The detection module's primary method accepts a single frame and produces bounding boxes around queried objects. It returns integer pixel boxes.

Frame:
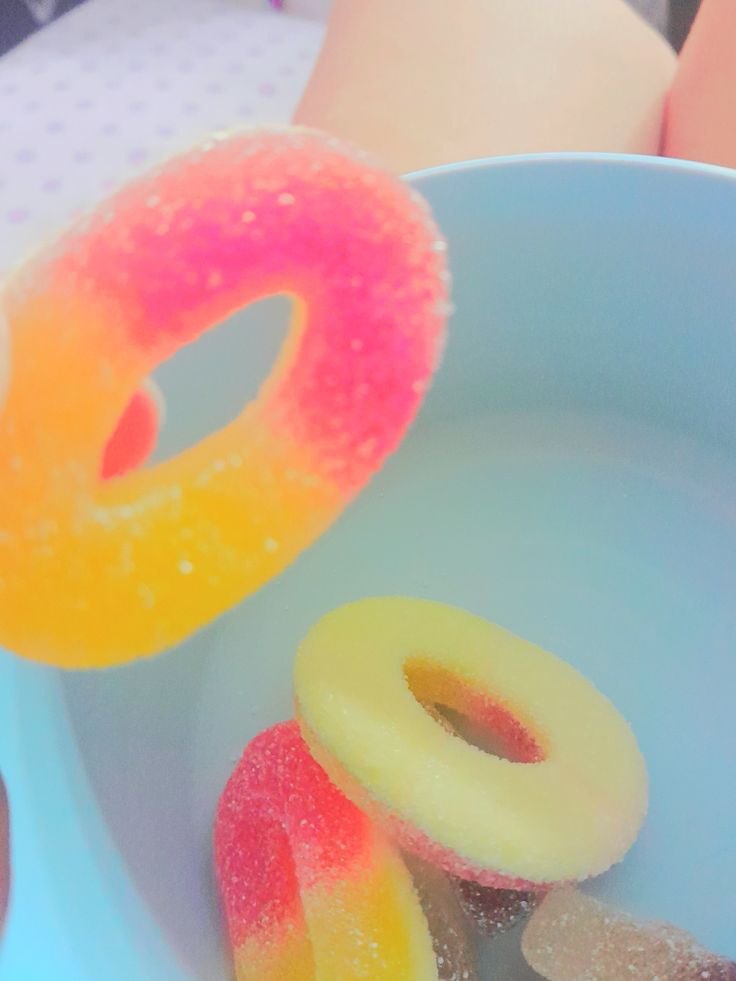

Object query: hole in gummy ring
[404,660,544,764]
[100,295,291,477]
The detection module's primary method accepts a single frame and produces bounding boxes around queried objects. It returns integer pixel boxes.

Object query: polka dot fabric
[0,0,324,280]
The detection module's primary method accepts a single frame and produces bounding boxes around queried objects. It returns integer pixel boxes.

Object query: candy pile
[214,597,665,980]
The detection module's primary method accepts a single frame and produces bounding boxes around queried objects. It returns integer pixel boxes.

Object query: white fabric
[0,0,323,280]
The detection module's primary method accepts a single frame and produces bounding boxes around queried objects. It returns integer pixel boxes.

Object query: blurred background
[0,0,704,56]
[0,0,705,309]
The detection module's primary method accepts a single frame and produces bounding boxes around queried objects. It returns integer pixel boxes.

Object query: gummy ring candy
[295,597,648,888]
[0,314,8,414]
[101,379,163,481]
[214,721,440,980]
[0,129,448,668]
[3,309,160,479]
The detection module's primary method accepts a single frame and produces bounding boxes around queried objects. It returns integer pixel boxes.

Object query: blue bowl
[2,153,735,979]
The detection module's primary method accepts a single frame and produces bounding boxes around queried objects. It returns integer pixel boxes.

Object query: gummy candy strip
[0,128,448,668]
[294,597,648,888]
[521,887,736,980]
[214,721,440,980]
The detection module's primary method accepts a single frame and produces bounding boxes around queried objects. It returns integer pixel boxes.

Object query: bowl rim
[404,150,736,189]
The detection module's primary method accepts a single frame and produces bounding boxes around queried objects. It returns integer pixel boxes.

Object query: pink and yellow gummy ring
[0,129,448,668]
[295,597,648,889]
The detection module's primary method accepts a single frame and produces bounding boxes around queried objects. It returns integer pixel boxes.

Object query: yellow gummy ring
[295,597,648,887]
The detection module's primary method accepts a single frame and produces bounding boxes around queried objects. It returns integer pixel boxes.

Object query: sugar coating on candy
[41,126,449,491]
[522,888,736,981]
[454,878,539,937]
[214,721,438,980]
[411,662,543,765]
[404,853,478,981]
[0,128,449,667]
[215,722,370,945]
[295,598,648,888]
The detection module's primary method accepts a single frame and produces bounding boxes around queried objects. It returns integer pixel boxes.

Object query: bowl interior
[1,154,736,979]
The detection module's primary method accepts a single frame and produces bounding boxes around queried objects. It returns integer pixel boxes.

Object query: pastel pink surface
[663,0,736,168]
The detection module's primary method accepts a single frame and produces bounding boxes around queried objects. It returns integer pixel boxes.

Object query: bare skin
[294,0,677,173]
[664,0,736,168]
